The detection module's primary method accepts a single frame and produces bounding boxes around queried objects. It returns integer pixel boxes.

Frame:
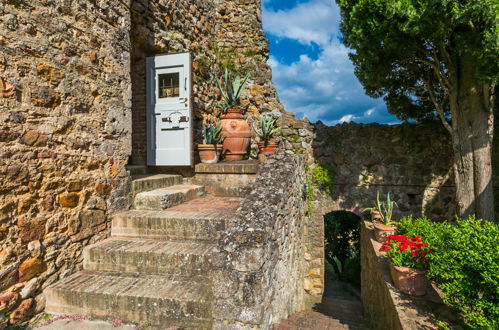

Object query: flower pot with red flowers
[217,69,251,161]
[254,115,280,158]
[364,192,398,242]
[198,123,224,164]
[379,235,432,296]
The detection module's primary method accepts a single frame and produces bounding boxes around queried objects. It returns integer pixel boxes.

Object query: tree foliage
[336,0,498,122]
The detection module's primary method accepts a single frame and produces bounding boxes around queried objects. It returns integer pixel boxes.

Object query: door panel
[146,53,192,166]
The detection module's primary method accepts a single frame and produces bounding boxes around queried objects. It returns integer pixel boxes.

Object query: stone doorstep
[131,174,183,195]
[83,238,217,276]
[44,271,213,328]
[194,160,259,174]
[133,184,205,210]
[110,210,227,242]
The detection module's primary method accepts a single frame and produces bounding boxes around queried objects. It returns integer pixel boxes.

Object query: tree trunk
[450,55,495,220]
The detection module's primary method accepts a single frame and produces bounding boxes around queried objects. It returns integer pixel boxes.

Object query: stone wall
[0,0,132,324]
[361,221,459,329]
[313,121,456,220]
[212,154,309,328]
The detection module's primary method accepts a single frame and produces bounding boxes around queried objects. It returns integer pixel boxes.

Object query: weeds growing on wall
[312,164,335,194]
[396,216,499,329]
[324,211,361,286]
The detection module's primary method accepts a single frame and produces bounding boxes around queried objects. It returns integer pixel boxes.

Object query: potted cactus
[198,123,224,164]
[364,192,398,242]
[217,68,251,161]
[254,115,280,156]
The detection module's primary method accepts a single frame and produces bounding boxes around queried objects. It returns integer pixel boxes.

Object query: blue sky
[262,0,399,125]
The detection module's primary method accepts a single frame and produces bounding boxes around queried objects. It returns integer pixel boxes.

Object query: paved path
[273,272,370,330]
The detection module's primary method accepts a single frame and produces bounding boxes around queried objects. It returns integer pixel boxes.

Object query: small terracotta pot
[257,140,278,155]
[373,221,396,243]
[220,109,251,161]
[198,144,221,164]
[389,261,429,296]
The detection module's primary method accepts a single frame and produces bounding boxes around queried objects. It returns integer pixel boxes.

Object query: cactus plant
[253,115,280,142]
[203,123,224,145]
[216,68,249,111]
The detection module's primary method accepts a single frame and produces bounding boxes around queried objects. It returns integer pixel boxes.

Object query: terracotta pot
[257,140,278,155]
[198,144,221,164]
[373,221,396,243]
[389,261,429,296]
[220,109,251,161]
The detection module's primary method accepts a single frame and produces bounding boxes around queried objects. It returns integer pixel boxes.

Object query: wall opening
[323,210,361,297]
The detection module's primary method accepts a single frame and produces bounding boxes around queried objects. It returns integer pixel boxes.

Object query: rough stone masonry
[0,0,314,326]
[0,0,467,327]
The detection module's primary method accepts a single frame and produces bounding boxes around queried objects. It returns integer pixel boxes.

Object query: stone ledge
[361,221,459,330]
[194,160,259,174]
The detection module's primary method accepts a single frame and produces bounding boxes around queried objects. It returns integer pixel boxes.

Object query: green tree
[336,0,498,220]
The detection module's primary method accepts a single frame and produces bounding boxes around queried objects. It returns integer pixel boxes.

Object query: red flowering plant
[379,234,433,270]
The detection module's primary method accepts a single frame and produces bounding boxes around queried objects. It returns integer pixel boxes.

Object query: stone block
[36,64,64,85]
[20,130,47,147]
[18,258,47,282]
[67,180,83,192]
[94,183,111,196]
[211,270,239,299]
[0,292,20,312]
[0,264,18,292]
[18,217,46,245]
[0,130,21,142]
[31,86,61,108]
[42,194,54,211]
[232,248,264,272]
[59,192,79,208]
[250,85,264,96]
[70,228,93,242]
[79,209,106,229]
[9,298,34,323]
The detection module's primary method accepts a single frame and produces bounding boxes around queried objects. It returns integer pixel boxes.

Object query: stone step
[44,271,213,328]
[133,184,204,210]
[111,210,226,242]
[131,174,183,195]
[83,238,217,276]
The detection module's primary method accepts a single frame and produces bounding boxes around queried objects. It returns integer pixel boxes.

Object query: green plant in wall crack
[312,163,335,194]
[304,177,315,216]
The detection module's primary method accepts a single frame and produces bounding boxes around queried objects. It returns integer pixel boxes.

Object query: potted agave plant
[365,192,398,242]
[198,123,224,164]
[379,235,433,296]
[254,115,280,156]
[217,68,250,161]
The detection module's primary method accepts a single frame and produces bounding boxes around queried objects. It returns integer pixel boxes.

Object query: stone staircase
[44,174,243,329]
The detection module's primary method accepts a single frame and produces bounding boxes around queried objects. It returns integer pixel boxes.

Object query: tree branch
[423,78,452,134]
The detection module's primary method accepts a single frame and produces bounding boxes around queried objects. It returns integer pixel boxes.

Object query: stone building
[0,0,459,328]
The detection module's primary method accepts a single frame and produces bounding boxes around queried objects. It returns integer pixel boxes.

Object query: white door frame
[146,52,193,166]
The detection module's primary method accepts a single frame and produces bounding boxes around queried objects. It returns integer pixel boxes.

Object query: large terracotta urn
[220,109,251,161]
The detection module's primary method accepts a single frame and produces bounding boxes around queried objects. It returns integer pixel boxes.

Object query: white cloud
[263,0,340,46]
[263,0,399,125]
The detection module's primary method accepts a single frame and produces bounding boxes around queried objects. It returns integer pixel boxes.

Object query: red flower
[399,243,409,251]
[411,251,418,257]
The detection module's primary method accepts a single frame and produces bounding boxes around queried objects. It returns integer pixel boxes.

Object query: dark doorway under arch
[320,210,362,304]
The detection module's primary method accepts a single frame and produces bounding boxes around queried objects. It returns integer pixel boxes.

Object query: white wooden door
[146,53,192,166]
